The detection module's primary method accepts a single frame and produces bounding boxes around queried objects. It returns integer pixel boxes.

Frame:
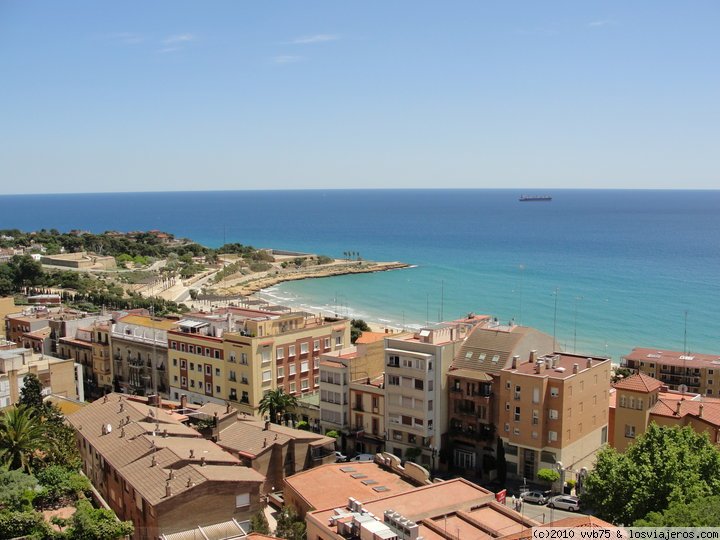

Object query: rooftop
[285,461,416,513]
[510,352,610,379]
[614,372,665,393]
[117,314,178,331]
[650,398,720,428]
[625,347,720,369]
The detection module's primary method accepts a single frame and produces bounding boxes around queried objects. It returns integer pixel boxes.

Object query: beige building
[497,352,611,482]
[166,307,350,416]
[0,297,17,338]
[66,394,265,540]
[610,372,720,451]
[40,251,116,270]
[111,314,177,397]
[384,321,477,468]
[0,347,80,408]
[622,347,720,396]
[348,374,386,455]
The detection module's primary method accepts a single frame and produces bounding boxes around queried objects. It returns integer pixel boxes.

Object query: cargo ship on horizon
[519,195,552,202]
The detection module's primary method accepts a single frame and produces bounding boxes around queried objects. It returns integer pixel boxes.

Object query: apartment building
[498,352,611,482]
[66,394,265,539]
[0,347,80,408]
[306,476,535,540]
[166,307,350,415]
[445,322,555,477]
[384,322,475,468]
[0,297,17,338]
[348,374,386,455]
[622,347,720,396]
[610,372,720,451]
[318,331,388,437]
[5,306,110,356]
[111,314,176,397]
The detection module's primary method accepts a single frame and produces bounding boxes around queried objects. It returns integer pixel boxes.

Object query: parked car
[521,490,549,505]
[349,453,375,462]
[335,451,348,462]
[547,495,581,511]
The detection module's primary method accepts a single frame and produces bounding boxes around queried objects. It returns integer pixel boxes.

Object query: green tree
[350,319,371,344]
[258,388,298,424]
[18,373,45,410]
[537,468,560,484]
[34,465,90,508]
[11,255,43,290]
[0,406,46,473]
[0,509,50,540]
[635,495,720,526]
[404,447,422,462]
[0,469,38,511]
[275,506,306,540]
[582,424,720,525]
[611,367,633,384]
[250,509,271,534]
[61,499,134,540]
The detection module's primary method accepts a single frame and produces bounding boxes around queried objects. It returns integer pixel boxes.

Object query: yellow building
[0,297,17,339]
[166,308,350,415]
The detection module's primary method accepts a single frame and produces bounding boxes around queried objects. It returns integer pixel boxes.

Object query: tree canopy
[350,319,371,343]
[582,424,720,524]
[258,388,298,424]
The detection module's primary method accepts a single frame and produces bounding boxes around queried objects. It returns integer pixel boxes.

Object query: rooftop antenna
[552,288,559,352]
[573,296,583,353]
[683,310,688,354]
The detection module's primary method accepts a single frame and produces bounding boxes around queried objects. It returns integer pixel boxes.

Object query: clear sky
[1,1,718,194]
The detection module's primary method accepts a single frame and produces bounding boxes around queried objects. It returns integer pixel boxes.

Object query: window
[514,386,521,400]
[532,387,540,404]
[514,406,521,422]
[173,358,177,366]
[230,352,236,363]
[205,365,211,375]
[504,423,510,432]
[261,348,270,363]
[414,379,424,390]
[190,380,195,388]
[174,375,178,382]
[276,347,284,360]
[229,370,236,382]
[289,364,297,376]
[314,358,319,369]
[262,370,271,382]
[288,345,296,357]
[625,425,636,438]
[215,368,221,376]
[188,346,195,354]
[313,339,319,351]
[548,430,557,442]
[240,353,248,365]
[301,360,309,373]
[205,348,210,357]
[314,376,319,386]
[181,376,187,386]
[180,359,186,369]
[491,354,500,363]
[532,410,539,425]
[300,342,308,354]
[235,493,250,509]
[301,379,309,390]
[190,362,195,371]
[549,409,559,420]
[388,375,400,386]
[514,428,520,435]
[289,382,296,393]
[171,342,177,350]
[620,396,627,408]
[214,350,220,359]
[206,382,211,392]
[277,366,284,378]
[428,399,433,411]
[550,387,559,397]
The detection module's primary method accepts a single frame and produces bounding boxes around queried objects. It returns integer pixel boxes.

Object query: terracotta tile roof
[614,372,664,393]
[59,336,93,347]
[285,462,416,512]
[448,368,493,382]
[66,394,263,508]
[24,328,51,339]
[499,515,614,540]
[216,418,332,457]
[650,398,720,427]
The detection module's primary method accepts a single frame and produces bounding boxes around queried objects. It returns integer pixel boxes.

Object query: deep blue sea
[1,189,718,361]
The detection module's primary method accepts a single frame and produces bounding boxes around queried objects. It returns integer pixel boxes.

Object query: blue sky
[1,1,718,193]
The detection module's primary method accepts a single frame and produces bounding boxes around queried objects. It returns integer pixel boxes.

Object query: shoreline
[211,260,411,297]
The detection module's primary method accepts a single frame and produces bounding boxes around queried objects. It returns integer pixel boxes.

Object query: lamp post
[429,446,438,475]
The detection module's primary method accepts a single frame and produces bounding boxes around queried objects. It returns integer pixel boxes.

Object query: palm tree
[258,388,299,424]
[0,406,47,472]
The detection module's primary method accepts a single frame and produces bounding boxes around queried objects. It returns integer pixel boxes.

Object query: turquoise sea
[1,189,718,361]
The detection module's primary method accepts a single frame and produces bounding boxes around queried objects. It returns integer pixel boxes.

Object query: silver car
[521,490,548,505]
[547,495,581,511]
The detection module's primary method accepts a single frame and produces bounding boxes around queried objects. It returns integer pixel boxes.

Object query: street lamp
[429,446,438,474]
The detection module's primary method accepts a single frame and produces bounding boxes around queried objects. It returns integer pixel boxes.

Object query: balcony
[353,403,364,412]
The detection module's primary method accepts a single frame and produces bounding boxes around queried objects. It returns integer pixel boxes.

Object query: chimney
[163,429,168,438]
[545,360,551,370]
[200,456,206,467]
[699,404,704,418]
[586,358,593,368]
[534,361,542,374]
[186,477,193,488]
[120,427,125,438]
[189,449,195,459]
[168,470,174,480]
[572,363,579,375]
[119,402,124,413]
[511,355,519,369]
[675,402,681,416]
[529,350,537,363]
[263,438,267,448]
[180,394,187,409]
[103,395,109,403]
[151,455,157,467]
[264,421,271,431]
[165,480,172,498]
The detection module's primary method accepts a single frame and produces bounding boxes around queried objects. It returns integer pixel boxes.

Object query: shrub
[537,468,561,484]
